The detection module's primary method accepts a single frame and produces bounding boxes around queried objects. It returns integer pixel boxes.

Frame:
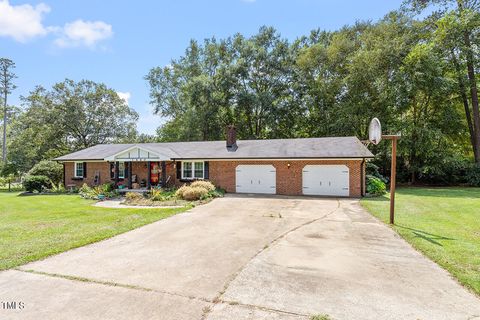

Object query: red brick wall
[169,159,365,197]
[131,162,148,184]
[64,161,151,187]
[65,159,365,197]
[64,162,111,187]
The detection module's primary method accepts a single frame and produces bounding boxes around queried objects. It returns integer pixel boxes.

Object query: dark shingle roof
[54,136,374,161]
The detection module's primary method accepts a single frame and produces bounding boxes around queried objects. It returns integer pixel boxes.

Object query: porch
[105,145,173,190]
[111,161,170,190]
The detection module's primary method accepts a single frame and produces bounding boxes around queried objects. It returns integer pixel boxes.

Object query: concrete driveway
[1,195,479,320]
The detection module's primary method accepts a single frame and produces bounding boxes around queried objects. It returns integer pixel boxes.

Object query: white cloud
[0,0,50,42]
[137,104,165,135]
[117,91,131,105]
[54,19,113,48]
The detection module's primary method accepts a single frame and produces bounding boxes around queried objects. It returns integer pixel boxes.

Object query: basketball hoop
[367,117,400,225]
[368,118,382,145]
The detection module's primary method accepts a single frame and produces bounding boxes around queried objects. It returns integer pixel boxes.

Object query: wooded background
[1,0,479,185]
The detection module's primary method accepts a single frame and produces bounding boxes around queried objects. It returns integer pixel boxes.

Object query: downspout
[360,158,365,197]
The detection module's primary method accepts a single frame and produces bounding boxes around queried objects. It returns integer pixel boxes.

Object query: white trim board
[103,145,170,161]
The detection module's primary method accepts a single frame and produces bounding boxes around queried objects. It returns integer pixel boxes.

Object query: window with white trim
[74,162,84,178]
[182,161,204,179]
[118,162,125,179]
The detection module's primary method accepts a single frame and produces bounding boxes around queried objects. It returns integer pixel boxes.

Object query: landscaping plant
[125,192,144,202]
[50,182,66,193]
[181,186,209,201]
[79,183,118,199]
[366,175,387,196]
[23,175,51,193]
[27,160,63,184]
[190,180,216,191]
[149,188,176,201]
[175,181,225,201]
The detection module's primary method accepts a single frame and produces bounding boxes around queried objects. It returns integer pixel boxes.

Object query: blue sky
[1,0,404,134]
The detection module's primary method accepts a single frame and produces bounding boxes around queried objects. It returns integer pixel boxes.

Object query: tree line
[1,0,479,185]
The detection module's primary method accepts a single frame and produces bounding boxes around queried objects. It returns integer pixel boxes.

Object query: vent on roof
[226,125,237,152]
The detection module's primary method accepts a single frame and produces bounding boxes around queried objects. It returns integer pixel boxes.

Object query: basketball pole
[382,135,400,224]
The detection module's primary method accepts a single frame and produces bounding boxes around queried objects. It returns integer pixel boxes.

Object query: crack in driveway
[207,199,342,318]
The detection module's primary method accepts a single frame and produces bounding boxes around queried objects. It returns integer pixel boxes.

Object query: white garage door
[302,165,349,196]
[236,165,276,194]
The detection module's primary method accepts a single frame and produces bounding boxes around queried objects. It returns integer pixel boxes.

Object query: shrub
[175,185,189,199]
[149,188,176,201]
[125,192,144,201]
[23,175,51,193]
[466,164,480,187]
[207,187,225,199]
[181,186,209,201]
[28,160,63,184]
[50,182,66,193]
[190,180,216,192]
[79,183,117,199]
[366,175,386,196]
[366,162,387,183]
[150,188,163,201]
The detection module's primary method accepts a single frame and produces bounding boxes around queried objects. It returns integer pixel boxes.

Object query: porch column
[114,162,119,187]
[161,161,166,187]
[128,162,133,189]
[147,161,151,189]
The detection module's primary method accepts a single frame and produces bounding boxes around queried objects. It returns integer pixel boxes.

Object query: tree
[0,58,17,162]
[8,79,139,172]
[404,0,480,162]
[146,15,475,183]
[146,27,297,141]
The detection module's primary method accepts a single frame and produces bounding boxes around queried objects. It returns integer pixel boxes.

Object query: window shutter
[204,161,209,179]
[124,162,129,178]
[83,162,87,178]
[176,161,181,179]
[110,163,114,179]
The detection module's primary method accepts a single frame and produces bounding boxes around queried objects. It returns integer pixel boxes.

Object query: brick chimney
[226,125,237,151]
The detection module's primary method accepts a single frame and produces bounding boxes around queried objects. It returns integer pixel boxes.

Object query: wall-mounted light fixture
[287,163,291,169]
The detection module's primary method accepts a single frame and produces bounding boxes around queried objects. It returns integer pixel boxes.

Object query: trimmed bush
[23,175,51,193]
[190,180,215,192]
[366,175,386,196]
[28,160,63,184]
[182,186,209,201]
[175,185,189,199]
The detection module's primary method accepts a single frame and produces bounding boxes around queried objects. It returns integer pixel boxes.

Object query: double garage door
[235,164,349,196]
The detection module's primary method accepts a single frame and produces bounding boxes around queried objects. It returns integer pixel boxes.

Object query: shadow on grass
[396,225,455,246]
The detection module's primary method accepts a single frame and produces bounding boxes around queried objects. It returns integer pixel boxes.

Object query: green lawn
[361,187,480,296]
[0,192,189,270]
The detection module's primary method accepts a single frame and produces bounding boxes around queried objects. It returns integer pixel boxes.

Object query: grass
[361,187,480,296]
[0,192,189,270]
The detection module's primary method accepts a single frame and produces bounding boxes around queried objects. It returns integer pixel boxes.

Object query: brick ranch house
[55,127,374,197]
